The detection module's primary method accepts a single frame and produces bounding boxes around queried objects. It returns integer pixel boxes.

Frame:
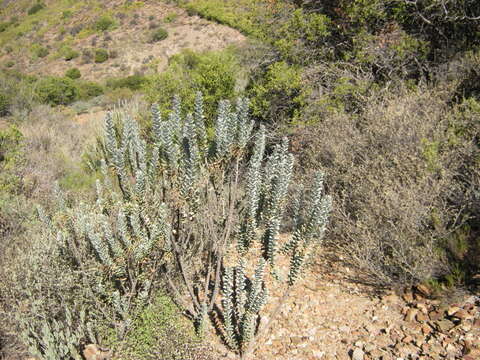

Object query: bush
[65,67,81,80]
[36,46,49,58]
[35,77,79,105]
[94,48,109,63]
[32,95,330,359]
[62,47,79,61]
[27,2,45,15]
[144,49,239,118]
[94,15,116,32]
[77,81,104,99]
[248,61,308,123]
[0,22,11,32]
[149,27,168,42]
[4,61,14,68]
[106,74,147,91]
[295,85,470,285]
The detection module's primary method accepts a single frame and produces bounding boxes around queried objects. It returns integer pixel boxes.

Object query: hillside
[0,1,479,360]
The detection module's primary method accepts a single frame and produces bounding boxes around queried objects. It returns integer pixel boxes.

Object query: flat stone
[351,348,365,360]
[403,291,414,303]
[436,319,455,333]
[429,310,443,321]
[453,309,474,321]
[416,303,429,315]
[406,308,418,322]
[447,306,461,317]
[415,284,432,297]
[416,312,428,322]
[421,323,432,335]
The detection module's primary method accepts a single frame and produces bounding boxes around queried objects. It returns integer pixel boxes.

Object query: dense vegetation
[0,0,479,359]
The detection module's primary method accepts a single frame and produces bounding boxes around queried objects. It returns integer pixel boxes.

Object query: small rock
[416,302,429,314]
[447,306,461,317]
[83,344,112,360]
[415,284,432,297]
[421,323,432,335]
[351,348,365,360]
[445,343,457,354]
[453,310,474,321]
[416,312,428,322]
[402,335,413,344]
[312,350,325,359]
[436,319,455,333]
[403,291,414,303]
[364,343,375,353]
[405,308,418,322]
[354,340,365,348]
[473,318,480,328]
[429,310,443,321]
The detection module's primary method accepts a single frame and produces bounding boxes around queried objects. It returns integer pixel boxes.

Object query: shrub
[106,74,147,91]
[27,2,45,15]
[149,27,168,42]
[295,85,471,285]
[94,48,109,63]
[36,46,49,58]
[0,22,11,32]
[77,81,104,99]
[94,15,116,32]
[62,47,79,61]
[4,61,14,68]
[248,61,308,123]
[163,12,178,23]
[62,10,73,19]
[65,67,81,80]
[35,77,79,105]
[144,49,239,118]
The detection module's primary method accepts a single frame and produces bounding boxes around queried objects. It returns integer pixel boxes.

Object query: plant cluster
[65,68,81,80]
[149,27,168,42]
[94,48,109,63]
[15,94,330,359]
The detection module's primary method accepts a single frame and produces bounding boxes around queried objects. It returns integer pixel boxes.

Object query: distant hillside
[0,0,244,80]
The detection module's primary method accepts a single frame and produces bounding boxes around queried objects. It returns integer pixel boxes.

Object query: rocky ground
[207,250,480,360]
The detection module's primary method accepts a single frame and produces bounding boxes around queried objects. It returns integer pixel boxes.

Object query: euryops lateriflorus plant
[35,93,331,359]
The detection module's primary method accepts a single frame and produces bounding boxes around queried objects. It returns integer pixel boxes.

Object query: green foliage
[163,12,178,23]
[0,22,11,33]
[62,10,73,19]
[182,0,278,38]
[149,27,168,42]
[77,81,104,100]
[27,2,46,16]
[118,294,200,360]
[0,125,24,193]
[274,8,332,63]
[4,61,14,68]
[65,67,81,80]
[36,77,79,105]
[36,46,49,58]
[94,15,116,32]
[94,48,109,63]
[144,49,239,119]
[106,75,147,91]
[249,61,307,122]
[61,46,80,61]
